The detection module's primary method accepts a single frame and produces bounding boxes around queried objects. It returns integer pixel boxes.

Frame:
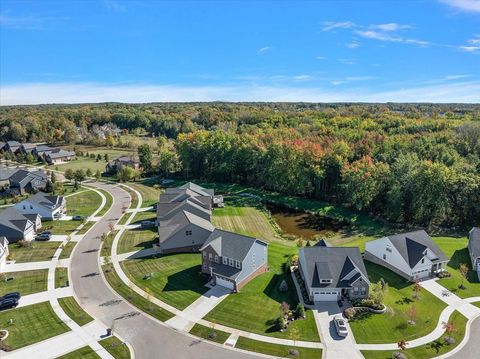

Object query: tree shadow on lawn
[163,265,209,294]
[364,262,411,290]
[263,273,298,305]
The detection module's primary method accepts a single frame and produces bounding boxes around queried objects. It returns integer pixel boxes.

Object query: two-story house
[15,192,66,220]
[468,227,480,281]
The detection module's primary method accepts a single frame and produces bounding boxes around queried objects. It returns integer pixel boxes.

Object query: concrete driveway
[69,182,258,359]
[313,302,363,359]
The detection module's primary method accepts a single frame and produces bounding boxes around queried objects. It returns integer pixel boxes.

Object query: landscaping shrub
[295,303,305,319]
[279,280,288,292]
[437,271,451,278]
[344,307,356,319]
[288,349,300,357]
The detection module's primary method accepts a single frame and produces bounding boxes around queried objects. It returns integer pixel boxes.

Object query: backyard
[0,269,48,296]
[66,189,102,217]
[120,253,208,310]
[127,181,161,208]
[7,241,60,263]
[117,228,157,254]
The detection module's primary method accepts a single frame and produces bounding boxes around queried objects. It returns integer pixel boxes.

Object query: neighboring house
[8,169,48,195]
[105,156,139,174]
[157,198,211,222]
[157,210,214,254]
[19,143,37,155]
[365,230,449,281]
[298,246,370,302]
[0,207,37,243]
[15,192,66,220]
[468,227,480,281]
[0,236,9,272]
[200,229,268,291]
[0,166,18,189]
[4,141,22,153]
[159,189,212,211]
[0,141,5,152]
[175,182,224,208]
[32,145,54,160]
[45,148,76,164]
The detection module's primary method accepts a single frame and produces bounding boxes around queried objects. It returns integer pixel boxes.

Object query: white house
[0,236,9,272]
[365,230,449,281]
[15,192,66,220]
[0,207,36,243]
[468,227,480,281]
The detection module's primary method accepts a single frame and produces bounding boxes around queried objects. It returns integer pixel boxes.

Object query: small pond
[266,203,349,240]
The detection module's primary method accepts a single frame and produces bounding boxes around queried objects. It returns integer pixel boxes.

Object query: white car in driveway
[333,315,348,337]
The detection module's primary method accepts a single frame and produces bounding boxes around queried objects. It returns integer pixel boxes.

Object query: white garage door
[216,276,234,290]
[313,291,338,302]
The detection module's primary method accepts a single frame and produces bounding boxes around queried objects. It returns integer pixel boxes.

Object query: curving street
[69,182,258,359]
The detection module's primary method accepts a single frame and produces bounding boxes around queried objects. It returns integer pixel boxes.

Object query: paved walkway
[116,247,158,262]
[166,285,231,331]
[313,302,363,359]
[4,260,51,272]
[17,287,72,308]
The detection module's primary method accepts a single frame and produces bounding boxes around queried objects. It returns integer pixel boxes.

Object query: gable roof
[0,207,34,238]
[46,148,75,159]
[24,192,64,211]
[0,166,19,181]
[156,198,211,221]
[9,169,47,188]
[158,210,214,244]
[299,246,370,289]
[386,230,448,269]
[200,229,267,261]
[6,141,21,149]
[0,236,8,247]
[178,182,214,197]
[469,227,480,258]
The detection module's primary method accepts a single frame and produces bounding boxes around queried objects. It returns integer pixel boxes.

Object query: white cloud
[438,0,480,13]
[338,58,356,65]
[370,23,412,31]
[346,42,360,48]
[293,75,313,81]
[104,0,127,12]
[0,12,68,30]
[257,46,271,54]
[321,21,355,31]
[459,45,480,52]
[444,74,471,80]
[315,56,326,60]
[356,30,429,46]
[1,81,479,105]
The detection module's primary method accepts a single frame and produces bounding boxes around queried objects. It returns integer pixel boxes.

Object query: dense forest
[1,102,479,228]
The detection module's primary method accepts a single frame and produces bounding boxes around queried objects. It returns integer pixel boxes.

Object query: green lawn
[435,237,480,298]
[66,189,102,217]
[102,264,174,321]
[99,336,131,359]
[235,337,322,359]
[121,253,208,310]
[8,241,60,263]
[117,213,130,225]
[127,182,160,208]
[213,196,282,243]
[57,346,101,359]
[473,302,480,308]
[131,211,156,224]
[349,261,448,344]
[204,242,320,342]
[58,296,94,326]
[59,241,77,260]
[96,189,113,217]
[117,228,157,254]
[49,156,109,173]
[42,220,82,235]
[120,185,138,208]
[189,323,231,344]
[0,269,48,296]
[101,231,118,257]
[76,221,95,235]
[55,267,69,288]
[0,302,70,350]
[361,311,468,359]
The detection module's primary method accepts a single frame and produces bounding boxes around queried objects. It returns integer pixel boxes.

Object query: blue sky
[1,0,479,104]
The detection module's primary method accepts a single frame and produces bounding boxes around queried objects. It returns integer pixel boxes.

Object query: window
[30,205,33,209]
[229,258,234,267]
[202,252,206,259]
[386,247,392,253]
[215,255,219,263]
[223,257,227,265]
[320,279,332,283]
[383,254,387,260]
[208,253,212,261]
[353,287,359,293]
[421,258,425,264]
[235,260,241,269]
[23,205,26,210]
[185,230,192,236]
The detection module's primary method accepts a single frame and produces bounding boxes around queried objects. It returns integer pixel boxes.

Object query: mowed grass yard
[58,296,94,327]
[127,182,161,208]
[0,302,70,350]
[66,189,102,217]
[212,196,282,243]
[121,253,208,310]
[57,346,100,359]
[131,211,156,224]
[361,311,468,359]
[99,336,131,359]
[349,261,447,344]
[0,269,48,296]
[117,228,157,254]
[8,241,60,263]
[235,337,322,359]
[434,236,480,298]
[204,242,320,342]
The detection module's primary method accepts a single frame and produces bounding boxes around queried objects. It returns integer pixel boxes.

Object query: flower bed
[293,268,313,305]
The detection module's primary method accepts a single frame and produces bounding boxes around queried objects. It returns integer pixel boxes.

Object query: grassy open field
[361,311,468,359]
[57,346,101,359]
[235,337,322,359]
[204,242,320,342]
[8,241,60,263]
[189,323,231,344]
[99,336,131,359]
[349,261,448,344]
[121,253,208,310]
[102,264,174,321]
[58,296,94,327]
[66,189,102,217]
[0,302,70,350]
[117,228,157,254]
[127,182,160,208]
[0,269,48,296]
[55,267,69,288]
[212,195,282,243]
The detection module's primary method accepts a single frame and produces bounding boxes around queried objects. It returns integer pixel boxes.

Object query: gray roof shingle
[469,227,480,259]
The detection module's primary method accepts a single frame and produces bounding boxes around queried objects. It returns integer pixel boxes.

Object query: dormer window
[229,258,234,267]
[320,279,332,283]
[235,260,241,269]
[421,258,425,264]
[222,257,227,265]
[215,255,219,263]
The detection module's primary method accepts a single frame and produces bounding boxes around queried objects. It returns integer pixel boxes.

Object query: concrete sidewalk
[116,247,157,262]
[17,287,73,308]
[4,261,51,272]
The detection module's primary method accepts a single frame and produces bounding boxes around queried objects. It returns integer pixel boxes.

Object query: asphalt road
[70,182,258,359]
[449,316,480,359]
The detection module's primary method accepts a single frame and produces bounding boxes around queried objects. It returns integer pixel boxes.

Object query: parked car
[333,315,348,337]
[0,292,21,301]
[141,221,156,228]
[40,230,52,236]
[0,298,19,311]
[35,233,51,241]
[72,215,83,221]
